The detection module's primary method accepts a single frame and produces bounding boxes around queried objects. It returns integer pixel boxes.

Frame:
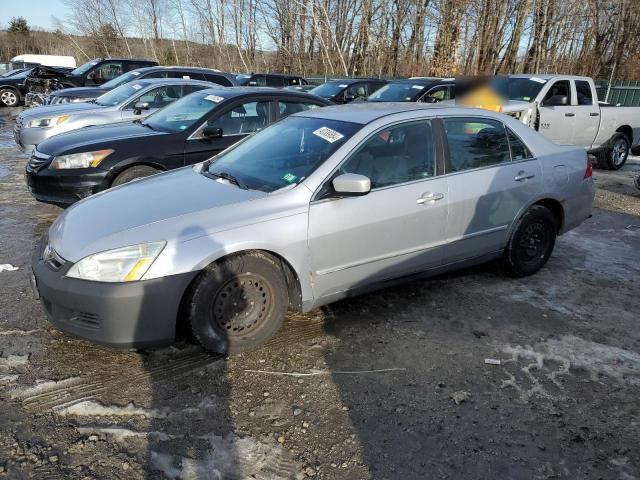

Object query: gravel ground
[0,106,639,480]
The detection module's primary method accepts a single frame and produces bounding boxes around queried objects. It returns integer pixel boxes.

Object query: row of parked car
[13,57,629,354]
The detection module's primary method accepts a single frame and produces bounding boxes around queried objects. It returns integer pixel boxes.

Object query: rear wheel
[601,133,630,170]
[0,89,19,107]
[111,165,160,186]
[503,205,557,277]
[187,252,288,354]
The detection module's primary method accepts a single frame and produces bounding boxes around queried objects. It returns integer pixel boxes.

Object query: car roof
[388,77,452,85]
[323,78,385,84]
[130,78,215,86]
[508,74,592,81]
[134,66,226,74]
[91,58,156,62]
[296,102,491,124]
[197,86,331,100]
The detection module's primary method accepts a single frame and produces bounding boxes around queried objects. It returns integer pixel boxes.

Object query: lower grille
[69,312,101,330]
[27,149,51,172]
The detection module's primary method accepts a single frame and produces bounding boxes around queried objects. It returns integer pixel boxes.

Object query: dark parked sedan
[25,88,332,206]
[46,66,238,105]
[367,77,455,103]
[309,78,387,104]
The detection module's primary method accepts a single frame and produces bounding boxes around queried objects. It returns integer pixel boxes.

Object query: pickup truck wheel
[503,205,557,277]
[603,133,630,170]
[111,165,160,186]
[187,252,288,354]
[0,89,19,107]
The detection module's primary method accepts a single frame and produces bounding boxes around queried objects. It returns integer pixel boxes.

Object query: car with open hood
[25,87,332,206]
[15,78,213,152]
[31,103,594,354]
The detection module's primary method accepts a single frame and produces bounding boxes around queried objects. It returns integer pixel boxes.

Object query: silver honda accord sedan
[14,78,214,152]
[32,103,595,354]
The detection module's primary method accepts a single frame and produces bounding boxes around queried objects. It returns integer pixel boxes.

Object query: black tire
[111,165,160,186]
[0,88,19,107]
[503,205,557,277]
[601,133,630,170]
[187,252,288,354]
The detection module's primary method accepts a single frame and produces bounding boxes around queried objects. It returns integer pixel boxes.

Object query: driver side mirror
[542,95,568,107]
[202,126,223,138]
[332,173,371,196]
[344,93,355,102]
[133,102,150,115]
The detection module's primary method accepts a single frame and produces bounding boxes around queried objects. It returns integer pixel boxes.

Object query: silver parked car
[32,103,595,354]
[14,78,214,152]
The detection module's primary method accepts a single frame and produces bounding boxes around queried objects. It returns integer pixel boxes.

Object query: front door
[184,99,275,165]
[537,79,575,144]
[308,119,449,300]
[441,117,542,263]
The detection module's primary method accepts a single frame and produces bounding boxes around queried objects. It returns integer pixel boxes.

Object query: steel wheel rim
[611,139,628,167]
[1,91,17,106]
[518,222,549,263]
[212,273,274,337]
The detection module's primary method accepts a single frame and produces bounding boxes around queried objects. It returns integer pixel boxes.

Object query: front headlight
[50,149,114,169]
[27,115,71,128]
[66,242,166,282]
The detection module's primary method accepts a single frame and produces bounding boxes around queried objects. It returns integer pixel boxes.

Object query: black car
[236,73,309,88]
[309,78,388,104]
[46,66,239,105]
[25,88,332,206]
[0,68,33,106]
[24,58,158,106]
[366,77,455,103]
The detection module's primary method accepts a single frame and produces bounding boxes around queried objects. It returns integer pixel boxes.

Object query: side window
[507,129,534,160]
[575,80,593,106]
[208,101,272,136]
[143,71,168,79]
[346,83,368,99]
[250,75,266,86]
[422,85,450,103]
[286,77,301,86]
[88,62,124,81]
[443,118,510,172]
[543,80,570,105]
[341,121,434,188]
[266,76,285,87]
[133,85,183,109]
[278,101,319,118]
[205,74,233,87]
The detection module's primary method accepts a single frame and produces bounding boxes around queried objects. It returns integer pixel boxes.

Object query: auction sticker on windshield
[131,71,141,76]
[529,77,547,84]
[313,127,344,143]
[204,94,224,103]
[132,84,143,90]
[412,85,425,89]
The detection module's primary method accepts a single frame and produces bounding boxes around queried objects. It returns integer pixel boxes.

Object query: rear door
[183,97,276,165]
[571,79,600,148]
[307,119,449,300]
[536,79,575,144]
[441,116,541,263]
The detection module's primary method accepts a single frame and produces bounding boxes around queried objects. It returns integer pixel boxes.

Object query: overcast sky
[3,0,70,30]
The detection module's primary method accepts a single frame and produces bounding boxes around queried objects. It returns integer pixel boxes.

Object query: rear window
[444,118,510,172]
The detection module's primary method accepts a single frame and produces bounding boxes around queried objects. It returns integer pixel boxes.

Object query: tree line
[1,0,639,80]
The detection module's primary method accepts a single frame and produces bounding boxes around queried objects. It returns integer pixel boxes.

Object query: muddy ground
[0,106,639,480]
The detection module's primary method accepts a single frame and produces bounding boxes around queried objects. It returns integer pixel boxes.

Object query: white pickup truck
[499,75,640,169]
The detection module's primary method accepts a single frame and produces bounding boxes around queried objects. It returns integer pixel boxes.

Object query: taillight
[584,154,594,178]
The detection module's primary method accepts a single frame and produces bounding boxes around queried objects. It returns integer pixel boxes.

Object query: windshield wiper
[209,170,247,189]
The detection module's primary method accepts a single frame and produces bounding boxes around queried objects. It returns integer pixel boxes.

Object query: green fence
[594,80,640,106]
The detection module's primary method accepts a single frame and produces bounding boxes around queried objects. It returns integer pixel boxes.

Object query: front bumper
[32,239,198,348]
[25,156,110,206]
[14,125,59,153]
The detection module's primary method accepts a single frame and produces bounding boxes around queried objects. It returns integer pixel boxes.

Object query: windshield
[205,116,361,192]
[497,78,547,102]
[71,60,99,76]
[368,82,424,102]
[236,74,251,86]
[309,82,346,98]
[95,82,148,107]
[101,70,142,89]
[143,90,221,133]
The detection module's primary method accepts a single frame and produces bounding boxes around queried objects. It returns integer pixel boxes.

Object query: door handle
[514,171,535,182]
[564,112,575,117]
[590,112,599,117]
[417,192,444,204]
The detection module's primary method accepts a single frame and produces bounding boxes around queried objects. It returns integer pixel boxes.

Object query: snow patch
[0,354,29,369]
[57,400,169,418]
[0,374,19,384]
[76,427,174,444]
[11,377,82,399]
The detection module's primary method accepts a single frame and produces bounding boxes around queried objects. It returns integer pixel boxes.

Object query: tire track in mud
[12,351,221,412]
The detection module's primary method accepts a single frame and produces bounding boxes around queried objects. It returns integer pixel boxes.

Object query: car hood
[49,166,269,262]
[500,100,535,112]
[19,101,105,121]
[52,87,109,98]
[36,122,163,156]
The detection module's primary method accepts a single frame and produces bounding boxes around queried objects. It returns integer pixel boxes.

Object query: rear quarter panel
[594,106,640,148]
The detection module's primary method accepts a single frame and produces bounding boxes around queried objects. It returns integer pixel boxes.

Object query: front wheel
[187,252,289,354]
[503,205,557,277]
[111,165,160,186]
[601,133,630,170]
[0,89,19,107]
